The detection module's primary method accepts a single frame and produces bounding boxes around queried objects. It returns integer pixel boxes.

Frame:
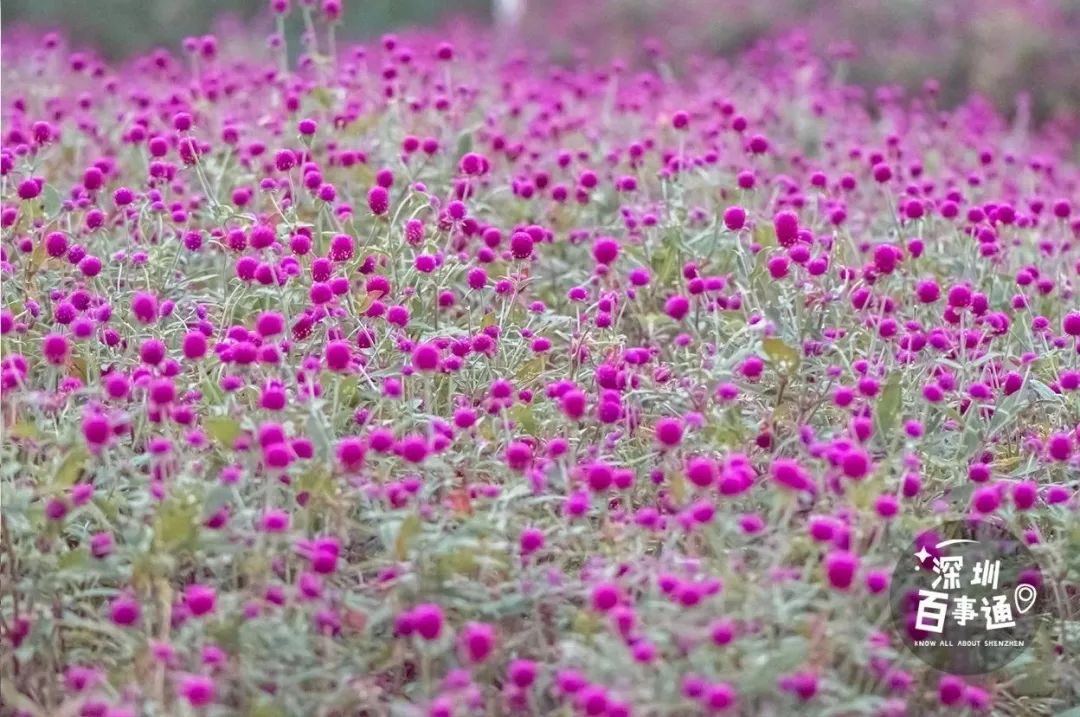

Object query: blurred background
[1,0,491,57]
[3,0,1079,128]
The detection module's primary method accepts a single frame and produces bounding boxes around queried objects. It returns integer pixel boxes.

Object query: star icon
[913,546,932,565]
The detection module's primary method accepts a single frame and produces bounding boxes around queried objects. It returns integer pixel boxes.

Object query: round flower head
[459,622,495,663]
[519,527,545,555]
[82,413,111,448]
[824,550,859,590]
[779,672,818,701]
[592,237,620,265]
[412,342,440,371]
[686,456,717,487]
[109,595,140,626]
[723,205,746,230]
[591,582,619,611]
[1047,433,1072,461]
[773,210,799,246]
[705,682,737,710]
[655,417,683,446]
[412,603,444,640]
[131,292,158,323]
[1063,312,1080,336]
[184,583,216,616]
[180,674,216,707]
[665,295,690,320]
[771,458,811,492]
[325,340,351,371]
[508,658,537,688]
[510,231,534,259]
[505,441,532,470]
[938,675,965,705]
[368,186,389,214]
[336,436,366,471]
[42,333,70,365]
[1012,481,1038,510]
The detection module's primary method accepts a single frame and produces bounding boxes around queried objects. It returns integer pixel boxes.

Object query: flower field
[1,3,1079,715]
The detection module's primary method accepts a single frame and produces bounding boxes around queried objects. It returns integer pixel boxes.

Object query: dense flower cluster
[521,0,1080,127]
[1,4,1079,716]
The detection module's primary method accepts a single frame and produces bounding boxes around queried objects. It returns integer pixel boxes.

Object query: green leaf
[204,416,242,449]
[668,471,687,505]
[1030,380,1061,402]
[741,635,808,693]
[28,238,47,276]
[248,702,287,717]
[509,403,538,436]
[456,132,472,158]
[961,425,983,458]
[986,385,1026,439]
[653,238,681,285]
[70,354,88,384]
[1008,662,1058,697]
[40,184,63,216]
[58,547,90,570]
[753,223,776,248]
[875,374,902,437]
[54,445,90,488]
[9,421,41,439]
[762,336,800,373]
[1,679,47,717]
[310,86,336,109]
[298,466,334,499]
[357,288,383,309]
[515,356,545,384]
[394,514,421,561]
[305,413,332,460]
[572,609,603,636]
[203,484,233,516]
[241,552,270,583]
[339,375,360,407]
[200,377,224,407]
[153,495,200,552]
[436,549,480,578]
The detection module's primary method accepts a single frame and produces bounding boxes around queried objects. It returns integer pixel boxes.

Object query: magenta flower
[180,674,216,707]
[412,603,444,640]
[368,186,389,215]
[459,621,495,663]
[4,8,1079,712]
[824,550,859,590]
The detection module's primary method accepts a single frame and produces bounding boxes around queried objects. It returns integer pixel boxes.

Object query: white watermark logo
[890,520,1046,674]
